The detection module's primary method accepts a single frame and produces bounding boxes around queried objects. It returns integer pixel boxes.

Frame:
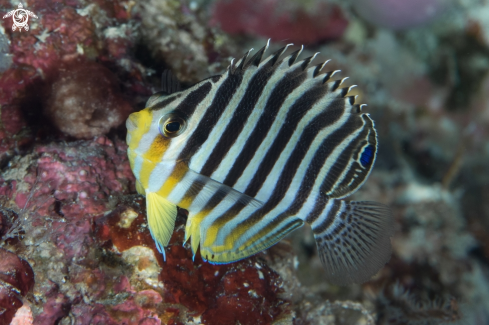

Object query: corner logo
[2,3,38,32]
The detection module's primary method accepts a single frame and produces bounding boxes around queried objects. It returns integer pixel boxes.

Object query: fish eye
[159,113,187,138]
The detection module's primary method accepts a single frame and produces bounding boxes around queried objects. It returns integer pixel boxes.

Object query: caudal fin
[309,200,394,285]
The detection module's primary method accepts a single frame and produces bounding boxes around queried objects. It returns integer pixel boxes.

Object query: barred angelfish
[126,42,394,285]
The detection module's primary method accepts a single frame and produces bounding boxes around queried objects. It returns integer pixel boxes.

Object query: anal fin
[146,191,178,261]
[309,200,394,285]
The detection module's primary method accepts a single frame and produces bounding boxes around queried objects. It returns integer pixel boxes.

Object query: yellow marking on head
[156,162,188,198]
[142,134,169,163]
[127,109,153,151]
[139,159,156,189]
[127,149,138,171]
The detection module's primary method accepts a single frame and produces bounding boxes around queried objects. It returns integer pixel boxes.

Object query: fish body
[126,42,393,285]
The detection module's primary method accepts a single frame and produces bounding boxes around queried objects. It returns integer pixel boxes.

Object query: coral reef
[1,0,489,324]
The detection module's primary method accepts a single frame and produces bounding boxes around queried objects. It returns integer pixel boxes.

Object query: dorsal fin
[161,70,181,94]
[313,59,330,77]
[249,39,270,67]
[269,43,294,67]
[301,52,319,71]
[288,45,304,66]
[236,48,254,72]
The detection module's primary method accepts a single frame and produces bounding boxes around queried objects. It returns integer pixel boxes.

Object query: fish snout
[126,112,140,133]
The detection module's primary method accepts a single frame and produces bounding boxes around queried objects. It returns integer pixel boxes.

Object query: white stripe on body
[311,200,335,229]
[326,121,375,197]
[188,67,264,173]
[233,69,321,193]
[313,201,346,236]
[311,117,367,199]
[147,161,177,193]
[204,103,351,246]
[160,79,226,163]
[254,93,351,203]
[133,155,144,182]
[209,58,300,183]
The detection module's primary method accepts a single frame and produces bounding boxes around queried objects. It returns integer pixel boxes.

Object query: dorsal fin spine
[332,77,349,91]
[288,45,304,66]
[313,59,331,78]
[346,85,357,95]
[237,48,254,71]
[250,39,270,67]
[352,94,359,105]
[228,58,235,73]
[301,52,320,71]
[323,69,341,84]
[270,43,294,67]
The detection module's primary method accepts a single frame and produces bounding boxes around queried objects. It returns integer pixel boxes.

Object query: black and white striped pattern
[127,42,393,285]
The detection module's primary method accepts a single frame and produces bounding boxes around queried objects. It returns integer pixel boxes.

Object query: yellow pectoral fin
[146,191,177,260]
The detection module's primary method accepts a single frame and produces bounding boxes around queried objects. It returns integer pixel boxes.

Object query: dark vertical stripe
[232,108,362,230]
[179,75,243,203]
[245,96,345,198]
[285,118,371,221]
[320,116,373,196]
[149,93,182,111]
[178,75,242,161]
[174,81,212,118]
[310,200,342,233]
[209,97,349,233]
[319,133,367,194]
[222,66,307,186]
[199,60,282,177]
[303,195,328,224]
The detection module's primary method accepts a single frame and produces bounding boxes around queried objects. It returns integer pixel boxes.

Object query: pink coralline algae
[3,0,129,75]
[44,62,133,139]
[0,68,35,167]
[0,0,152,141]
[0,137,291,324]
[211,0,348,44]
[0,248,35,325]
[7,137,135,219]
[96,199,290,325]
[353,0,445,30]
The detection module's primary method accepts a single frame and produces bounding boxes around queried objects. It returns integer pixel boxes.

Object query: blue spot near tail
[360,145,374,166]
